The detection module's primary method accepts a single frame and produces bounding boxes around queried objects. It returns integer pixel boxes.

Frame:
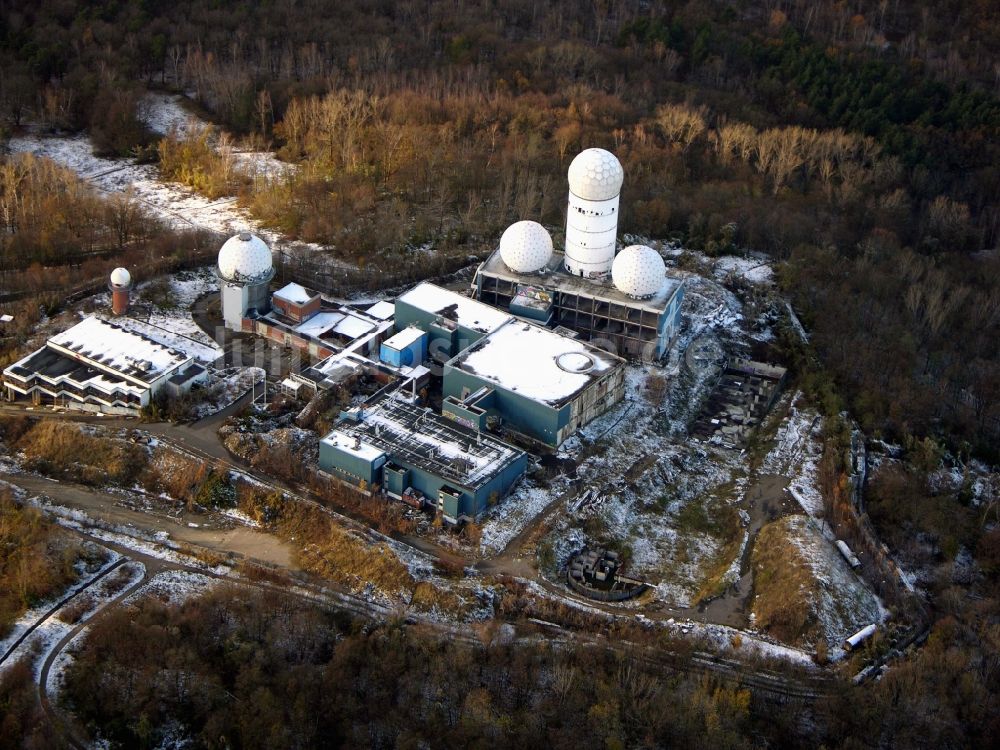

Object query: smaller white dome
[109,267,131,287]
[218,232,273,283]
[612,245,666,298]
[499,221,553,273]
[568,148,624,202]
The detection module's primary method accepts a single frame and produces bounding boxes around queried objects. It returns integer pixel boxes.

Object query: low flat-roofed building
[319,395,527,523]
[3,316,206,414]
[272,282,321,323]
[252,303,388,361]
[473,248,684,361]
[365,300,395,320]
[443,318,625,447]
[380,326,427,368]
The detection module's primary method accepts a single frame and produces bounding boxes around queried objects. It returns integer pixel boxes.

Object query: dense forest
[0,1,999,747]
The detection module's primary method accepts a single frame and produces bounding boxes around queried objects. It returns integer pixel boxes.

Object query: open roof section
[479,247,682,312]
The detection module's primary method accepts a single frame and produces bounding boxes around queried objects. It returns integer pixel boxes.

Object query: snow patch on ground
[44,561,147,697]
[0,551,120,670]
[670,619,815,667]
[480,479,559,556]
[167,267,220,307]
[141,92,209,138]
[775,515,883,650]
[33,498,232,576]
[8,95,344,272]
[190,367,264,419]
[219,507,262,529]
[761,394,824,517]
[713,255,775,285]
[127,569,218,607]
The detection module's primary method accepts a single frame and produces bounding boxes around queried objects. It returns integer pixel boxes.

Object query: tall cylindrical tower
[216,232,275,331]
[564,148,624,278]
[109,267,132,315]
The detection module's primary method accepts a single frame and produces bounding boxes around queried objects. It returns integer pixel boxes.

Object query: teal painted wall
[320,427,528,518]
[441,365,567,446]
[384,464,409,496]
[656,285,685,357]
[319,440,384,487]
[394,298,491,362]
[442,396,489,431]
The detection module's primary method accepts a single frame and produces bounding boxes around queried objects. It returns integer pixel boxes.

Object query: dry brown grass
[0,489,82,637]
[750,516,817,645]
[234,480,415,597]
[143,449,210,505]
[15,421,147,486]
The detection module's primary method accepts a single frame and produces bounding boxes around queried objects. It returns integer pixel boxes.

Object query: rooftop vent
[238,231,252,241]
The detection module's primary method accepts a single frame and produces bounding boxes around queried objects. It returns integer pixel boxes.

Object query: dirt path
[4,472,296,568]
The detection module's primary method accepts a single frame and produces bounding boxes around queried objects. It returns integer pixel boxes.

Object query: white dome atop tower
[499,221,553,273]
[217,232,273,283]
[109,267,131,287]
[612,245,666,298]
[567,148,624,202]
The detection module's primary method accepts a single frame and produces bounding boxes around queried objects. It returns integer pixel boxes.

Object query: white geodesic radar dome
[612,245,666,298]
[217,232,273,283]
[499,220,553,273]
[109,267,131,287]
[567,148,624,202]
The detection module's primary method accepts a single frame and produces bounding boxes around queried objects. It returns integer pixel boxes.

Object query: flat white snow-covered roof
[397,282,510,333]
[274,282,317,305]
[294,311,344,338]
[365,300,395,320]
[291,310,374,341]
[452,320,621,405]
[383,326,426,350]
[334,314,375,339]
[48,316,190,383]
[322,430,386,462]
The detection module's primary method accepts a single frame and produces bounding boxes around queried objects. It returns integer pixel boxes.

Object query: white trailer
[835,539,862,569]
[843,623,878,651]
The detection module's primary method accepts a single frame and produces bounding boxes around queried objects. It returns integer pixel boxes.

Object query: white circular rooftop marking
[556,351,596,373]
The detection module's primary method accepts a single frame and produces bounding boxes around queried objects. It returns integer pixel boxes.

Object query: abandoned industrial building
[387,281,625,447]
[319,394,528,524]
[473,149,685,361]
[443,319,625,447]
[200,147,686,521]
[2,315,206,415]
